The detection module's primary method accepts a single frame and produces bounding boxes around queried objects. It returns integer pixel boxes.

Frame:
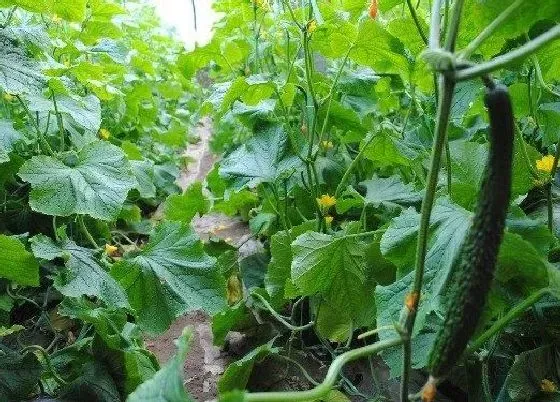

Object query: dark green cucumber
[428,84,514,379]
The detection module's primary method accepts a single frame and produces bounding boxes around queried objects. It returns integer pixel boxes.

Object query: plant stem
[343,229,386,239]
[459,0,523,59]
[466,288,551,354]
[334,133,376,198]
[547,143,560,233]
[406,0,428,45]
[245,337,403,401]
[400,0,462,397]
[317,47,352,146]
[531,54,560,97]
[456,25,560,81]
[443,0,466,52]
[16,95,56,156]
[51,91,65,152]
[251,292,314,332]
[78,215,99,249]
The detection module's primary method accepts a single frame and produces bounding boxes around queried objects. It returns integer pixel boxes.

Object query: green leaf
[362,131,411,167]
[52,0,88,22]
[30,234,129,308]
[495,233,549,295]
[0,346,42,401]
[59,361,121,402]
[130,160,157,199]
[0,235,39,286]
[218,341,279,393]
[127,328,194,402]
[111,222,226,334]
[164,182,210,224]
[291,231,376,327]
[27,93,102,133]
[265,221,315,299]
[219,123,303,190]
[351,20,409,76]
[0,324,24,337]
[360,175,422,208]
[19,140,136,220]
[212,303,248,347]
[0,31,46,94]
[0,0,50,13]
[458,0,560,59]
[379,198,472,329]
[315,300,353,342]
[499,345,560,402]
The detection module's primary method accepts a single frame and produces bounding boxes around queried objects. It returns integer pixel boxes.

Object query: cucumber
[427,84,514,381]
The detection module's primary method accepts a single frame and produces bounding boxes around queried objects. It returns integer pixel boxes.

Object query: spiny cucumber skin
[428,85,514,379]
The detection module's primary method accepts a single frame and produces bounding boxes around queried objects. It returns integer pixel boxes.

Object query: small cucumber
[427,84,514,382]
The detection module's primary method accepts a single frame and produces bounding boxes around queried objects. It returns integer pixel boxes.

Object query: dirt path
[147,119,257,402]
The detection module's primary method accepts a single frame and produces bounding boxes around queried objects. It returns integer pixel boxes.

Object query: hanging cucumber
[422,83,514,400]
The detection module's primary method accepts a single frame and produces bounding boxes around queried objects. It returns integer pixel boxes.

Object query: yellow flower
[541,379,558,393]
[307,19,317,34]
[536,155,555,173]
[105,244,118,256]
[322,140,334,149]
[3,93,13,102]
[225,237,233,243]
[325,215,334,224]
[51,14,62,24]
[99,128,111,140]
[317,194,336,209]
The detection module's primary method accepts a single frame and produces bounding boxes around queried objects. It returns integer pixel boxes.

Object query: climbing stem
[251,292,314,332]
[244,337,403,401]
[455,25,560,81]
[16,95,56,156]
[459,0,523,59]
[406,0,428,45]
[334,133,376,198]
[21,345,67,386]
[78,215,99,249]
[547,143,560,233]
[466,288,551,355]
[400,0,462,397]
[317,47,352,146]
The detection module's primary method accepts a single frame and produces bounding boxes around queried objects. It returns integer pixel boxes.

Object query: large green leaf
[0,235,39,287]
[27,93,102,133]
[163,182,210,224]
[30,234,129,308]
[52,0,88,22]
[19,140,136,220]
[291,231,376,327]
[379,198,472,332]
[351,20,410,76]
[265,221,315,299]
[497,345,560,402]
[111,222,226,334]
[218,341,279,393]
[127,328,194,402]
[458,0,560,59]
[0,346,42,401]
[219,123,303,190]
[0,31,46,94]
[360,175,422,208]
[130,160,157,199]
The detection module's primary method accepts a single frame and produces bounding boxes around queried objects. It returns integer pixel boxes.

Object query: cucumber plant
[1,0,560,401]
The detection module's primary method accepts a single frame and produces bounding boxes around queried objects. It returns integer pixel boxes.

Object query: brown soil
[147,119,257,402]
